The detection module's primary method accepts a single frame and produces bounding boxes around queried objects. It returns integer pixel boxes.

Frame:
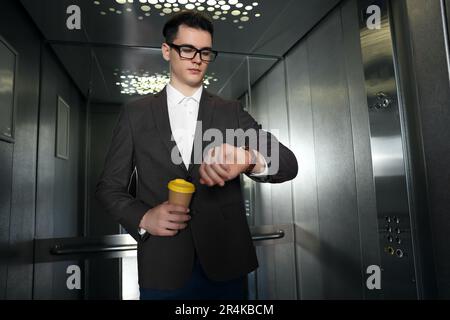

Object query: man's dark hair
[163,11,214,44]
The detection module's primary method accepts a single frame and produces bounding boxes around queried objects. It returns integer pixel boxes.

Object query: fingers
[200,163,220,186]
[204,164,225,186]
[164,204,190,213]
[162,220,188,230]
[199,161,231,187]
[211,163,230,180]
[158,229,179,237]
[199,145,237,187]
[166,213,191,223]
[148,203,192,237]
[199,163,214,186]
[154,214,190,236]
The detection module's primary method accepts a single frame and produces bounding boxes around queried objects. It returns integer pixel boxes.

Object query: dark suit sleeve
[236,102,298,183]
[95,105,151,242]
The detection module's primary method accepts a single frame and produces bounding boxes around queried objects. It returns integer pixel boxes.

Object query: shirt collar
[167,83,203,105]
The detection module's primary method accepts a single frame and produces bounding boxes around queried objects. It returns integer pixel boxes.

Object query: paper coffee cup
[167,179,196,208]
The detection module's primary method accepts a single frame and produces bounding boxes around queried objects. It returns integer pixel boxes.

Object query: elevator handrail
[50,230,285,255]
[251,230,285,242]
[50,244,137,255]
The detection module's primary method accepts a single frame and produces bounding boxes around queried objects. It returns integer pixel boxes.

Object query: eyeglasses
[167,43,218,62]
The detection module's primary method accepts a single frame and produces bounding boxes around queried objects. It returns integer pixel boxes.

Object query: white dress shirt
[166,82,202,170]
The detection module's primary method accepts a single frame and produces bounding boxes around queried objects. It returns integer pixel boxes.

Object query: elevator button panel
[383,215,407,258]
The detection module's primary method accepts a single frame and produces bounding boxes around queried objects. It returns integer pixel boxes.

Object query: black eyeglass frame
[166,42,218,62]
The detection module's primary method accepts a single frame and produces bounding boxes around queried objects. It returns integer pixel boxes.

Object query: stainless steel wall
[0,0,41,299]
[249,0,382,299]
[33,46,87,299]
[391,0,450,299]
[250,62,297,300]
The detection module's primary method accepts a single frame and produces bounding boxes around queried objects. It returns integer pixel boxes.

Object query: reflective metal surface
[441,0,450,83]
[389,0,450,298]
[283,0,382,299]
[247,59,297,300]
[358,0,418,298]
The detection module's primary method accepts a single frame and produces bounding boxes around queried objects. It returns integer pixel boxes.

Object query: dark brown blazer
[95,86,298,290]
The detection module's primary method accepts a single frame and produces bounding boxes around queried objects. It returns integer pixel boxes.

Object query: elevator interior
[1,0,450,299]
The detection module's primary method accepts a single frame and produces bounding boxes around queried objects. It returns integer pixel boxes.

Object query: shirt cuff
[138,228,147,236]
[248,151,269,177]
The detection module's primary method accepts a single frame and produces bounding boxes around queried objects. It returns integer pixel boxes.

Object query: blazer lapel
[152,86,186,176]
[152,85,217,179]
[187,89,216,178]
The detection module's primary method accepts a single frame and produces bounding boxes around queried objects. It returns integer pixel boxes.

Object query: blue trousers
[139,256,246,300]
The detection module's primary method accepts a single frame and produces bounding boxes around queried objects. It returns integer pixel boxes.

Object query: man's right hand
[139,201,191,236]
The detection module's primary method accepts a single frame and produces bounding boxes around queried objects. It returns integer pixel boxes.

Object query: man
[95,11,298,300]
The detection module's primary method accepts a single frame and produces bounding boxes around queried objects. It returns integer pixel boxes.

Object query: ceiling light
[102,0,261,27]
[115,70,218,95]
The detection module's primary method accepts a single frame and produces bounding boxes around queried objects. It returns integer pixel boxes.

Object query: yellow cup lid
[168,179,195,194]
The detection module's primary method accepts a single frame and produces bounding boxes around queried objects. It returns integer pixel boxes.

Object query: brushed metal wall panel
[0,143,13,299]
[0,0,41,299]
[255,245,276,299]
[265,62,293,226]
[250,52,297,300]
[252,76,274,227]
[34,46,86,299]
[399,0,450,298]
[307,8,362,299]
[286,34,323,300]
[274,243,298,299]
[341,0,381,299]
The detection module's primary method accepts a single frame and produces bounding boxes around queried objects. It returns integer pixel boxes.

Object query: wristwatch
[242,146,257,174]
